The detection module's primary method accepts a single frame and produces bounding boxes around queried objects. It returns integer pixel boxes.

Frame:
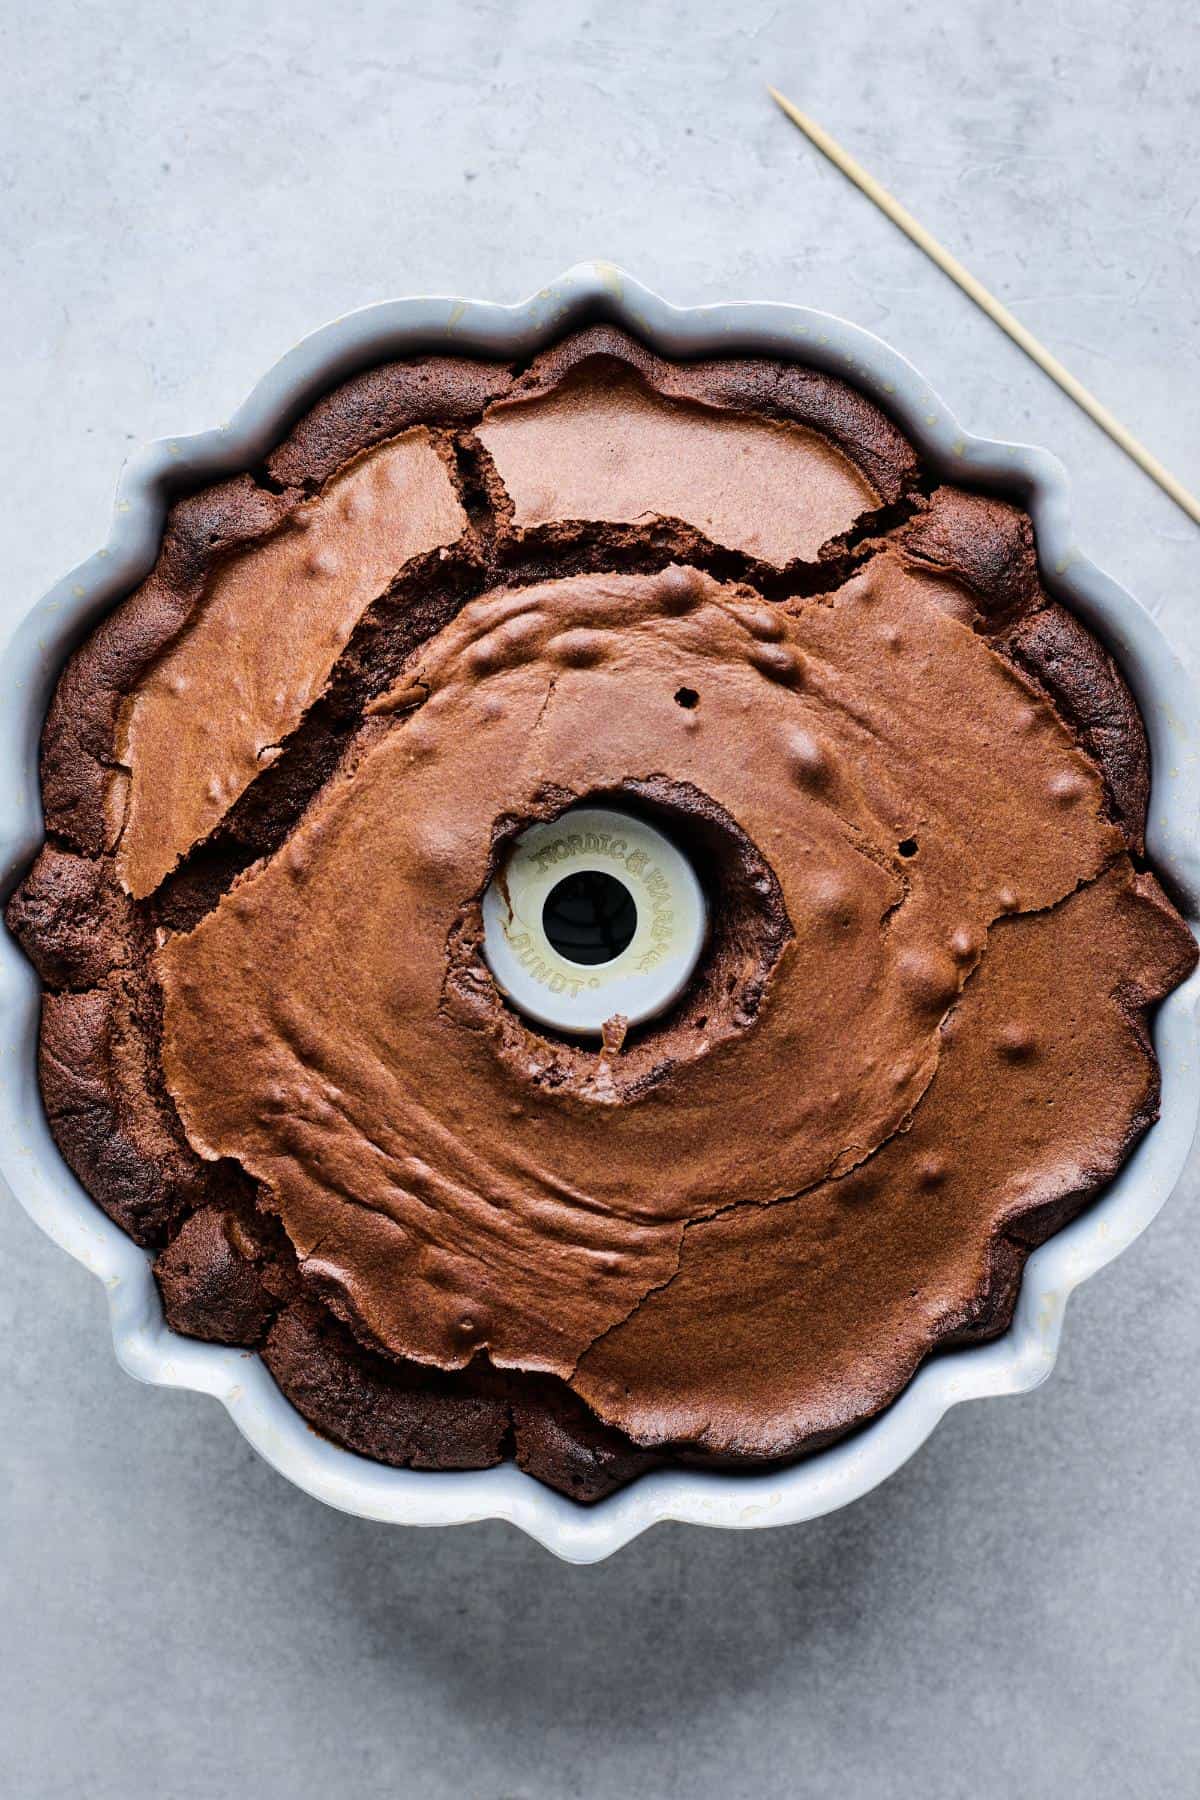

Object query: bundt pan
[2,263,1197,1563]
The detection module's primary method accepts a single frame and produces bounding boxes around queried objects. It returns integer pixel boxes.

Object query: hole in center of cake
[453,779,794,1096]
[541,870,638,966]
[479,803,708,1036]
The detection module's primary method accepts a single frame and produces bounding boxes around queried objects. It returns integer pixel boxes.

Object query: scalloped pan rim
[1,261,1196,1562]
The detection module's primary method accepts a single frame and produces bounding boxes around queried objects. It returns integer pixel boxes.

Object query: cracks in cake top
[570,838,1136,1394]
[144,454,926,935]
[116,337,929,921]
[6,325,1192,1501]
[147,548,1131,1388]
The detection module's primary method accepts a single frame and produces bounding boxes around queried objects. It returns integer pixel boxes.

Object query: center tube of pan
[481,806,708,1036]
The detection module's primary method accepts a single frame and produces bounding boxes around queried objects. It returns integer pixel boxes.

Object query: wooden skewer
[768,87,1200,528]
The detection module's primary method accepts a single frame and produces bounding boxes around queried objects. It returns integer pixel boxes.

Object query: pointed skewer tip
[765,86,1200,527]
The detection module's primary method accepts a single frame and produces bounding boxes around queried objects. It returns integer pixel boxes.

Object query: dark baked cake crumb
[7,328,1194,1501]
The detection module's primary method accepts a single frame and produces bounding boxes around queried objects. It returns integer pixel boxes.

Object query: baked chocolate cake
[8,327,1195,1503]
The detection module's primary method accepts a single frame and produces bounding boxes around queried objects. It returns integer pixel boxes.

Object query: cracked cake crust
[7,328,1194,1503]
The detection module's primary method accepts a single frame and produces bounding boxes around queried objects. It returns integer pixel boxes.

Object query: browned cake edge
[6,329,1189,1502]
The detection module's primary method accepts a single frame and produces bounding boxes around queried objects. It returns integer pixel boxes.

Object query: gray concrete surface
[2,2,1198,1795]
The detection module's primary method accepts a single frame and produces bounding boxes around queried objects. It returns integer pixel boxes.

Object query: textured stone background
[2,2,1198,1795]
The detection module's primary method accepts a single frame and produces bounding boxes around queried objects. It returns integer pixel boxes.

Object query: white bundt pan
[2,263,1198,1563]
